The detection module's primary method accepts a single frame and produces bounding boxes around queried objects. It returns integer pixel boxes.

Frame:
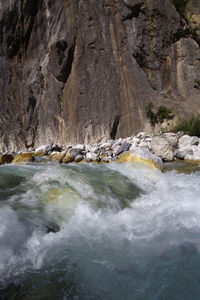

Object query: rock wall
[0,0,199,152]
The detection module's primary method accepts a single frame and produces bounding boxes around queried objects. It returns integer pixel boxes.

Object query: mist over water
[0,162,200,300]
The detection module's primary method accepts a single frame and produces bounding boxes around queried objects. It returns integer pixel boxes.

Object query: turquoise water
[0,162,200,300]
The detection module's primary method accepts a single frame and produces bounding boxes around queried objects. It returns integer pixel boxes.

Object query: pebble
[5,132,200,166]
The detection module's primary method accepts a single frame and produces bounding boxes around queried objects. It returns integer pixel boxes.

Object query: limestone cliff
[0,0,199,151]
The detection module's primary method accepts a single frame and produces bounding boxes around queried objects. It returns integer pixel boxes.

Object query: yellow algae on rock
[118,153,157,169]
[0,154,14,165]
[50,152,65,163]
[44,187,80,218]
[45,188,62,203]
[12,153,35,163]
[118,148,163,170]
[184,159,200,165]
[45,187,78,203]
[62,153,74,163]
[34,152,47,157]
[77,159,87,164]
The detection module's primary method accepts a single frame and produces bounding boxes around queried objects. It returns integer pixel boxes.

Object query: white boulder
[150,136,176,161]
[178,135,199,148]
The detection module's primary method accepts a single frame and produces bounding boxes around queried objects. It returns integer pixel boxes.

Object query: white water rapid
[0,162,200,300]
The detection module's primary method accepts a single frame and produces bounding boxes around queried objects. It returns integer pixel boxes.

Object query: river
[0,162,200,300]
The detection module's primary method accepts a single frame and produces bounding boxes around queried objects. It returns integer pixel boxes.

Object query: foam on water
[0,162,200,299]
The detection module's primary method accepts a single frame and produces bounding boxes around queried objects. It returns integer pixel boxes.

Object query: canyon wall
[0,0,199,151]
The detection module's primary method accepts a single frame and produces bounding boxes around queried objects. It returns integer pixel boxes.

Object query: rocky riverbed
[1,132,200,169]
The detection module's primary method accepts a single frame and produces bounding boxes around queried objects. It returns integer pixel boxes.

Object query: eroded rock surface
[0,0,199,152]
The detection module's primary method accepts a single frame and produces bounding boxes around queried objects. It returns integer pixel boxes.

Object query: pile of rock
[1,132,200,169]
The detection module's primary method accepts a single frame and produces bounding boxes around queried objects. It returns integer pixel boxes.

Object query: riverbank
[1,132,200,168]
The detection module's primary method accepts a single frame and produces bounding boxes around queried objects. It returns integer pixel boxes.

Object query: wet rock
[50,151,66,163]
[102,157,110,163]
[118,147,163,170]
[74,154,84,163]
[12,153,35,163]
[62,153,74,164]
[0,154,14,165]
[151,136,176,161]
[46,223,60,233]
[34,155,51,163]
[163,160,200,174]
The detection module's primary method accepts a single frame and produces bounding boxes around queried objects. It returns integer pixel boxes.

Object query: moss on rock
[50,152,65,163]
[62,153,74,163]
[12,153,35,163]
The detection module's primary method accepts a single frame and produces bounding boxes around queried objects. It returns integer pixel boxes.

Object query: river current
[0,162,200,300]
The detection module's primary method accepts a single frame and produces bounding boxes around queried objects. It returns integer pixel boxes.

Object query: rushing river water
[0,161,200,300]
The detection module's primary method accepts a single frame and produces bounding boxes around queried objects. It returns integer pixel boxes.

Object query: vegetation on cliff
[146,103,173,127]
[173,114,200,137]
[171,0,190,16]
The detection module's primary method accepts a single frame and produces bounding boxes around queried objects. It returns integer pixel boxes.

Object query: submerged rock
[164,160,200,174]
[118,147,163,170]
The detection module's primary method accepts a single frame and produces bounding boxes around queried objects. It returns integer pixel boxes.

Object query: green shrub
[157,106,173,123]
[145,102,157,126]
[146,102,173,126]
[173,114,200,137]
[195,80,200,86]
[171,0,189,16]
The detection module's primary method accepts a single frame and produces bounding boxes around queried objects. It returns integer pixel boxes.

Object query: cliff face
[0,0,199,151]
